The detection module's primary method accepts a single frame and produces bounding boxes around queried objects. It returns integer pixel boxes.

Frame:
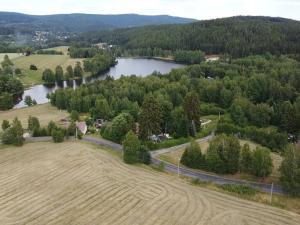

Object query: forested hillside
[0,12,195,33]
[86,16,300,57]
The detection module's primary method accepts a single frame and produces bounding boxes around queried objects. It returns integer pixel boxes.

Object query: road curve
[26,135,284,194]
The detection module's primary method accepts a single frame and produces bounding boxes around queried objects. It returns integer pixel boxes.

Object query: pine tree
[139,94,162,139]
[183,91,201,136]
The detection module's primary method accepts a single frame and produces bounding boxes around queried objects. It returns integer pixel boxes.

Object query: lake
[14,58,185,108]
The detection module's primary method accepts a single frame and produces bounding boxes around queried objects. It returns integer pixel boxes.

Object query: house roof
[76,122,87,135]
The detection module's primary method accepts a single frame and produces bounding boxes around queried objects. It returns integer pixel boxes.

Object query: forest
[49,54,300,149]
[78,16,300,57]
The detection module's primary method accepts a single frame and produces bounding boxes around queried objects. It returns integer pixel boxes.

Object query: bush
[32,127,49,137]
[52,129,65,143]
[220,184,257,196]
[2,120,10,130]
[15,68,22,75]
[30,64,37,70]
[1,118,24,146]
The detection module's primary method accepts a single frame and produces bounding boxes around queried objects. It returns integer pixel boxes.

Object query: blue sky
[1,0,300,20]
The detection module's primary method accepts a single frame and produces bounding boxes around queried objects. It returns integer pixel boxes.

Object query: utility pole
[75,126,78,141]
[269,183,274,205]
[177,157,180,178]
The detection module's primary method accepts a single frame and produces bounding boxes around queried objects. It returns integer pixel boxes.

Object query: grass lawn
[159,138,283,183]
[0,103,69,131]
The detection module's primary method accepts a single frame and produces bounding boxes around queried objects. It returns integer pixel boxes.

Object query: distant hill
[0,12,196,33]
[87,16,300,57]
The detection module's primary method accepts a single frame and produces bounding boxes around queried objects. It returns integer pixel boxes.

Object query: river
[14,58,185,108]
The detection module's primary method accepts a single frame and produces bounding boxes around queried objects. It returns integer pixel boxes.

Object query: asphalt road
[26,135,284,194]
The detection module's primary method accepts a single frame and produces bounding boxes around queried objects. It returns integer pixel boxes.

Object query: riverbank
[13,58,185,108]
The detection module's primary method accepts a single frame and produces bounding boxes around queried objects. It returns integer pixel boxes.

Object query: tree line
[0,55,24,110]
[78,16,300,57]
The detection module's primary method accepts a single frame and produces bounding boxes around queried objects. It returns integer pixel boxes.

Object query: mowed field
[10,47,85,87]
[0,53,22,62]
[0,103,68,131]
[0,141,299,225]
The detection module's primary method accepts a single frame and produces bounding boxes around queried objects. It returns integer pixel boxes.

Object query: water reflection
[14,58,185,108]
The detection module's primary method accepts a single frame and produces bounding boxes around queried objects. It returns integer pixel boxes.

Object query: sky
[1,0,300,20]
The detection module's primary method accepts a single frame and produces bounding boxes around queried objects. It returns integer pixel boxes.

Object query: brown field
[0,141,298,225]
[0,103,68,131]
[159,139,283,180]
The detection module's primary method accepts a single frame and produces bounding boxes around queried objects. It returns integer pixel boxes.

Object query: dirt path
[0,142,298,225]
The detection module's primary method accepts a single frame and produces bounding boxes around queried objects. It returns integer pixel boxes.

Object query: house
[150,133,171,143]
[93,43,108,49]
[205,55,220,62]
[95,119,106,129]
[76,122,87,135]
[62,120,87,135]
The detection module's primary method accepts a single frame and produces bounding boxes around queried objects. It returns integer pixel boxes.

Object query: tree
[24,96,33,107]
[28,116,40,132]
[181,140,206,169]
[74,62,83,78]
[55,65,64,82]
[206,134,241,174]
[251,147,273,178]
[240,143,253,173]
[65,65,74,80]
[42,69,55,84]
[280,101,297,134]
[230,102,247,127]
[70,110,79,121]
[183,91,201,136]
[169,107,189,138]
[280,145,300,196]
[94,97,111,120]
[139,94,162,139]
[123,131,140,164]
[2,120,10,130]
[249,103,272,127]
[101,113,134,143]
[1,117,24,146]
[0,92,13,110]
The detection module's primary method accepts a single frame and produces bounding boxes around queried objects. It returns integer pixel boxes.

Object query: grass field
[45,46,69,55]
[0,53,22,62]
[0,103,68,131]
[159,139,283,182]
[7,46,85,87]
[0,141,298,224]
